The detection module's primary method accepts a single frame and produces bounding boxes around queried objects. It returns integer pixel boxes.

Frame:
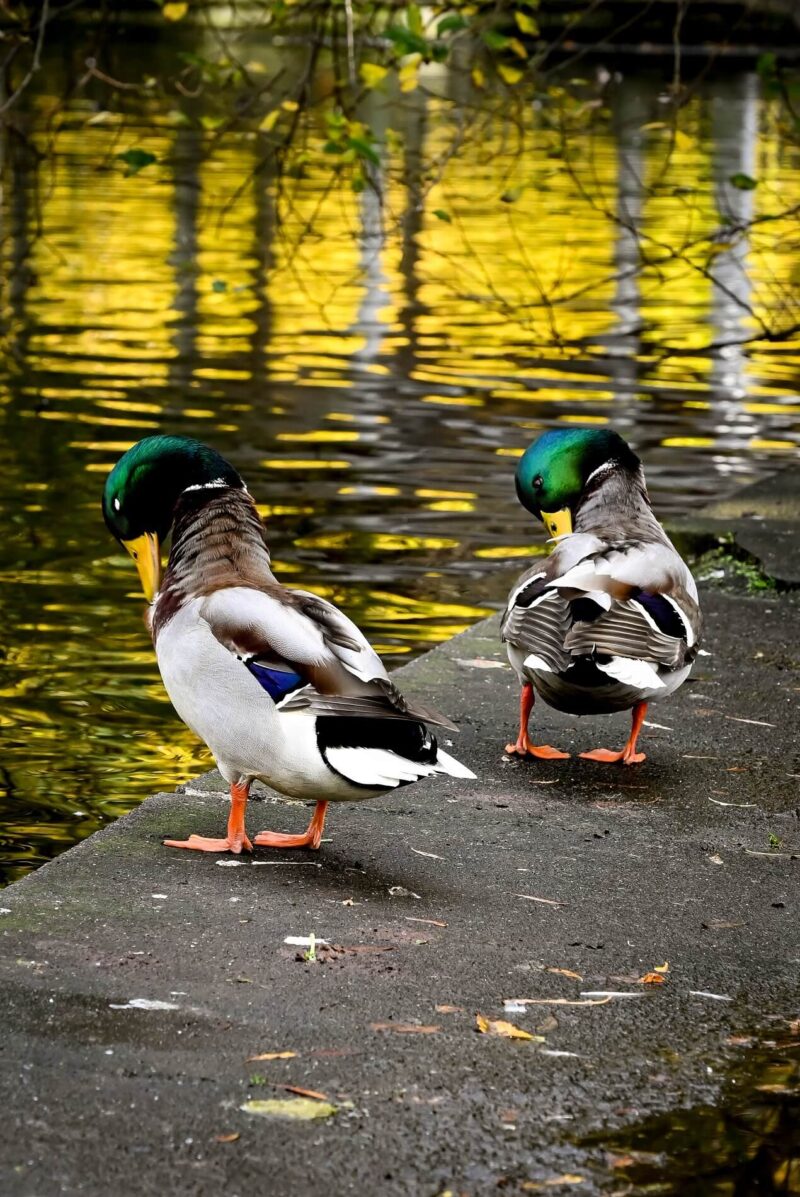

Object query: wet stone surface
[1,587,799,1195]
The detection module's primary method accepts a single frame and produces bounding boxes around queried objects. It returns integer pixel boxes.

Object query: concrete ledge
[668,465,800,587]
[1,583,799,1194]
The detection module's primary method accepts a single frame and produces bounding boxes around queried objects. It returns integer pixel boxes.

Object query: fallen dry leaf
[214,1132,240,1143]
[521,1177,585,1190]
[370,1022,441,1034]
[638,972,666,985]
[654,961,669,973]
[280,1084,329,1101]
[435,1004,463,1014]
[241,1098,337,1120]
[405,917,448,928]
[607,1154,635,1169]
[247,1051,297,1062]
[476,1014,543,1041]
[546,967,583,981]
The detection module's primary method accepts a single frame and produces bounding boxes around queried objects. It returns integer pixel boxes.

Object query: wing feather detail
[502,590,572,673]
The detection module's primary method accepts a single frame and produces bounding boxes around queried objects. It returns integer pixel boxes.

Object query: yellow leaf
[497,64,524,86]
[162,1,189,20]
[515,11,539,35]
[673,128,693,150]
[241,1098,337,1120]
[508,37,528,59]
[259,110,281,133]
[472,65,486,88]
[654,961,670,973]
[398,57,421,93]
[640,121,666,130]
[281,99,299,112]
[476,1014,541,1040]
[360,63,389,88]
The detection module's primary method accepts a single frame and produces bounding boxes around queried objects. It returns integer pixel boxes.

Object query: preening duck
[501,428,702,764]
[103,436,474,854]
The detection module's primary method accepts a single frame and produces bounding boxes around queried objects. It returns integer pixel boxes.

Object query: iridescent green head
[103,435,243,599]
[515,427,640,538]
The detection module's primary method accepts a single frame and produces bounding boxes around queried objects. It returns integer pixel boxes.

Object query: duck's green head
[103,435,243,599]
[515,427,640,539]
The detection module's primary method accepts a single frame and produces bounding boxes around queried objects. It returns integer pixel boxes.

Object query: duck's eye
[533,474,543,491]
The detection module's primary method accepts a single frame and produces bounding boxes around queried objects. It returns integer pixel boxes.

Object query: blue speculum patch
[246,661,304,702]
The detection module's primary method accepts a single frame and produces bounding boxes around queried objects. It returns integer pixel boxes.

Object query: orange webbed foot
[253,830,321,850]
[163,833,254,853]
[255,801,328,852]
[579,748,646,766]
[505,738,570,760]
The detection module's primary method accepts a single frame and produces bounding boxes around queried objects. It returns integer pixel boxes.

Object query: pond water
[1,26,799,882]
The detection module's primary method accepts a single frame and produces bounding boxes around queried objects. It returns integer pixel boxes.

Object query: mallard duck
[103,435,474,854]
[501,428,702,764]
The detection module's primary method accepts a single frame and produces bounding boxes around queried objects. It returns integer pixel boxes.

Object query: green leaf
[756,52,776,80]
[432,209,451,222]
[386,26,428,56]
[729,172,758,190]
[211,279,227,293]
[407,3,423,37]
[482,30,510,51]
[438,14,468,35]
[116,148,157,176]
[347,136,380,166]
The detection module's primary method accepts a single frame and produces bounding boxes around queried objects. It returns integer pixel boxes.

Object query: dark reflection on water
[0,28,799,882]
[582,1031,800,1194]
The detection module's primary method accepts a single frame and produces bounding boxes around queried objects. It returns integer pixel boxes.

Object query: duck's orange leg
[164,780,253,853]
[580,701,648,765]
[505,682,570,761]
[254,801,328,850]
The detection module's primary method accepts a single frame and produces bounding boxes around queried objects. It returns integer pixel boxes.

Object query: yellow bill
[541,508,573,540]
[122,532,161,601]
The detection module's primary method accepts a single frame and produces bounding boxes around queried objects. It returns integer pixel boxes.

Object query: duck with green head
[501,427,702,763]
[104,435,474,854]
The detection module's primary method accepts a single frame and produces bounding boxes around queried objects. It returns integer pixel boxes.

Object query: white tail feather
[596,656,664,690]
[433,747,476,780]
